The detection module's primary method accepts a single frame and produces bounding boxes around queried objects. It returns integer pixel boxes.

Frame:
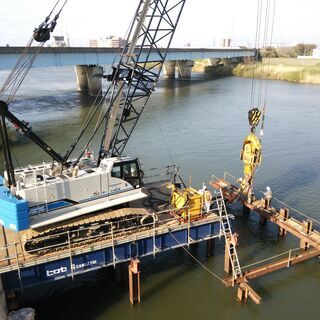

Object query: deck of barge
[0,178,226,292]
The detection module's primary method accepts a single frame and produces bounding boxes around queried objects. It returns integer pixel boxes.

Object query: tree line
[260,43,317,58]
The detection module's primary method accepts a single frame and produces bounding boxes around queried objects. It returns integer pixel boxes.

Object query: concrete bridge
[0,46,257,95]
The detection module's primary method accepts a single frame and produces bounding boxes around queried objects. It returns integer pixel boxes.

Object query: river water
[0,67,320,319]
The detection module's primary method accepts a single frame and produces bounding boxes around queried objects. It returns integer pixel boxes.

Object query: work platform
[211,176,320,303]
[0,199,225,293]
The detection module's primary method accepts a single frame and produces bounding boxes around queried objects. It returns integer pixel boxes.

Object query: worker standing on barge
[203,186,212,213]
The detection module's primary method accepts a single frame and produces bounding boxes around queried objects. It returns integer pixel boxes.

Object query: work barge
[1,172,319,308]
[0,168,229,309]
[0,0,319,313]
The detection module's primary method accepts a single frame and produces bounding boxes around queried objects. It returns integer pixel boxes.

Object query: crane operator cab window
[111,165,121,178]
[111,159,142,188]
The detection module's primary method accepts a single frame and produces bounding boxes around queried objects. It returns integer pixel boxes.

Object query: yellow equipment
[248,107,262,127]
[170,184,203,221]
[240,131,262,190]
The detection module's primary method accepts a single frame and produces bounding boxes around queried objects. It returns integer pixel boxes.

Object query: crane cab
[111,157,143,189]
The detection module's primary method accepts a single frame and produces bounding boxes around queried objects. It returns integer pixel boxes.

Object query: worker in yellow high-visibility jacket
[240,127,262,193]
[203,186,212,213]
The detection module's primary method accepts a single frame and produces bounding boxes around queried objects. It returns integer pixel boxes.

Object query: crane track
[21,207,155,256]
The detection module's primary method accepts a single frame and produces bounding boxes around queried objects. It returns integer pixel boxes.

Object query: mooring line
[273,197,320,226]
[240,247,301,270]
[158,219,224,283]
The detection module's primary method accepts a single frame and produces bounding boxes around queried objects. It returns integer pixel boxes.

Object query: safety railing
[0,198,226,278]
[223,171,239,185]
[142,164,177,184]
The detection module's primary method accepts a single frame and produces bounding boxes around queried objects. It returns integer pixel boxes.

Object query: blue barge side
[0,213,224,292]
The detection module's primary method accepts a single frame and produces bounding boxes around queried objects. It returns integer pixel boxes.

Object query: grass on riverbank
[233,58,320,84]
[193,59,234,76]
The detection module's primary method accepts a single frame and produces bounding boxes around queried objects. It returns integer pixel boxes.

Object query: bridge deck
[0,46,257,69]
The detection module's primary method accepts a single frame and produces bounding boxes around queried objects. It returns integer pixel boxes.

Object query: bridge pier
[203,58,222,73]
[75,64,103,96]
[177,60,194,80]
[222,57,241,66]
[209,58,221,66]
[163,61,176,79]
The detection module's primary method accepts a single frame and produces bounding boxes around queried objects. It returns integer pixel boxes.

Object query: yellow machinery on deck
[170,184,203,221]
[240,108,263,192]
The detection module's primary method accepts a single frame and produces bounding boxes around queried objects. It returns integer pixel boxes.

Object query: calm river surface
[0,67,320,319]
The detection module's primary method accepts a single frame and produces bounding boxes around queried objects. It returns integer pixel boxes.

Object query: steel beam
[225,248,320,287]
[128,259,140,304]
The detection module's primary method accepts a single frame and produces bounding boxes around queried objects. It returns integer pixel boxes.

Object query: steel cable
[158,217,225,283]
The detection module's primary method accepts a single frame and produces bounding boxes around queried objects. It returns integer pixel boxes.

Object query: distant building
[51,35,69,47]
[89,39,98,48]
[312,49,320,58]
[220,38,231,48]
[89,36,127,48]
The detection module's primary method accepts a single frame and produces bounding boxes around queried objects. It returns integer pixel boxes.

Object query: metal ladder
[216,189,242,281]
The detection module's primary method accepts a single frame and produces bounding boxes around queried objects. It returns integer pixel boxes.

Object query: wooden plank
[225,248,320,287]
[128,259,140,304]
[210,178,320,250]
[239,282,261,304]
[276,220,320,250]
[224,243,231,274]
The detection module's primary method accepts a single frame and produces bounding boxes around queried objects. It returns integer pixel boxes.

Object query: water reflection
[1,67,320,319]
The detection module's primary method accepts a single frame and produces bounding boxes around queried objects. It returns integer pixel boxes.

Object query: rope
[68,8,138,158]
[273,196,320,226]
[257,0,271,107]
[263,0,277,107]
[48,0,61,18]
[0,0,68,104]
[215,173,320,228]
[159,218,224,283]
[241,247,301,270]
[249,0,277,140]
[154,195,224,283]
[0,37,35,98]
[215,175,320,226]
[149,98,176,166]
[250,0,262,107]
[143,187,170,211]
[259,0,277,140]
[7,44,44,104]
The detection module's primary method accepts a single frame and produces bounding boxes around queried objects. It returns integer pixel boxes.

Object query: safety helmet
[203,186,207,190]
[266,186,270,191]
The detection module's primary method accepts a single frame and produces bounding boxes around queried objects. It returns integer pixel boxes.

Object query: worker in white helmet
[263,186,272,209]
[203,186,212,214]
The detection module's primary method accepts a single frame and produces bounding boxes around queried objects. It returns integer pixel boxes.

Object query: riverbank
[233,58,320,84]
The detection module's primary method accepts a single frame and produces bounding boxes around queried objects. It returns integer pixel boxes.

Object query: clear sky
[0,0,319,47]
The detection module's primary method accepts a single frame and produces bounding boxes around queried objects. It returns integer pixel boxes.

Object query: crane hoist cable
[260,0,276,141]
[249,0,276,117]
[63,6,142,161]
[248,0,277,139]
[64,7,138,160]
[67,0,187,165]
[240,0,276,192]
[0,0,68,105]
